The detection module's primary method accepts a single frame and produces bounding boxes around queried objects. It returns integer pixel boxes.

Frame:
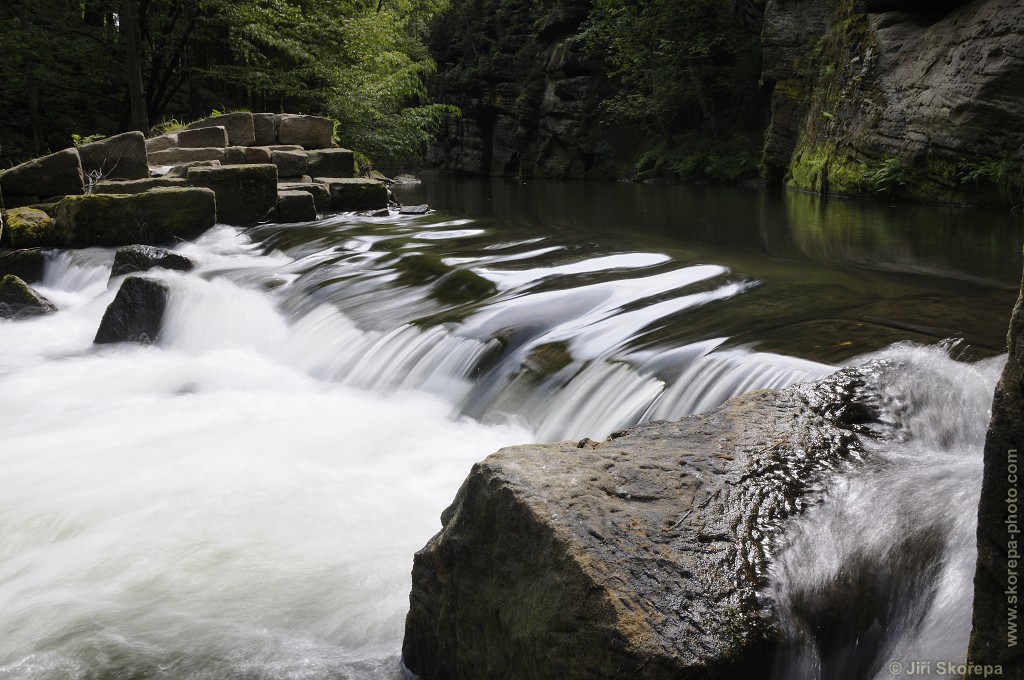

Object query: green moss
[4,207,60,248]
[395,252,452,285]
[522,342,573,377]
[187,164,278,225]
[432,268,497,304]
[56,188,216,247]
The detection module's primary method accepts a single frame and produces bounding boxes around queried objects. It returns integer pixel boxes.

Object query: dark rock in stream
[110,245,194,281]
[403,369,880,680]
[94,276,168,344]
[967,253,1024,675]
[0,248,46,284]
[0,274,57,318]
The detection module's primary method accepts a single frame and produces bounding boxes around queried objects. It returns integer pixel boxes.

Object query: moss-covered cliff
[763,0,1024,206]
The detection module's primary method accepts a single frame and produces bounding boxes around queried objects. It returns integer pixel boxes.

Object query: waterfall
[0,202,1005,679]
[769,343,1004,680]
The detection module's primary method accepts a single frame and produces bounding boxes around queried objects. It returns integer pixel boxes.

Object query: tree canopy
[0,0,452,170]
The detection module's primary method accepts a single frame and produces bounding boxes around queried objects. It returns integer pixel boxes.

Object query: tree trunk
[16,4,44,154]
[121,0,149,134]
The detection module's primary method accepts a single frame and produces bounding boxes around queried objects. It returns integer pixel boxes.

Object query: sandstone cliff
[763,0,1024,204]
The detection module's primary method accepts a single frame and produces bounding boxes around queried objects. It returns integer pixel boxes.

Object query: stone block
[3,207,61,248]
[271,149,308,177]
[316,177,388,211]
[186,112,256,146]
[276,190,317,223]
[277,114,334,149]
[94,276,168,344]
[0,274,57,319]
[56,187,216,247]
[0,148,84,202]
[306,148,355,178]
[253,113,277,145]
[187,164,278,226]
[165,160,221,178]
[147,147,226,165]
[224,146,273,165]
[95,177,188,194]
[278,182,332,213]
[0,248,46,284]
[145,134,177,153]
[176,126,229,149]
[78,131,149,180]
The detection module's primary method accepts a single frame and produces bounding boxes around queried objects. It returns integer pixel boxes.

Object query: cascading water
[770,344,1004,680]
[0,181,1017,679]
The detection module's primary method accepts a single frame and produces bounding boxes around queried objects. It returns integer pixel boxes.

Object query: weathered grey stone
[147,147,226,165]
[94,276,168,344]
[56,187,216,247]
[176,126,228,149]
[0,148,84,202]
[278,182,332,213]
[263,144,304,153]
[967,252,1024,675]
[145,134,177,153]
[252,113,277,146]
[224,146,273,165]
[94,177,188,194]
[306,148,355,178]
[271,149,308,177]
[0,274,57,319]
[404,373,876,680]
[110,244,194,279]
[276,114,334,149]
[3,207,61,248]
[315,177,388,211]
[276,190,317,223]
[398,204,429,215]
[187,164,278,226]
[0,248,46,284]
[186,112,256,146]
[164,160,221,178]
[78,132,149,181]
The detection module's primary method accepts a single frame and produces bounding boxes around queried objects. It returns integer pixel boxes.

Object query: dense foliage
[0,0,451,170]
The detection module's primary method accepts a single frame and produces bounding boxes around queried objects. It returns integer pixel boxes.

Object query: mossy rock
[4,207,60,248]
[94,178,188,194]
[187,164,278,226]
[396,252,453,285]
[0,274,57,318]
[522,341,573,377]
[57,188,216,247]
[0,248,46,283]
[432,268,497,304]
[317,177,388,212]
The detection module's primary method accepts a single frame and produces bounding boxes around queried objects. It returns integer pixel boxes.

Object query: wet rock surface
[94,276,169,344]
[968,255,1024,674]
[0,274,57,319]
[110,245,194,279]
[404,369,881,679]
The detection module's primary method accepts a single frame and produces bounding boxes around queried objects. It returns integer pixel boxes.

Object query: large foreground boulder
[3,207,61,248]
[57,187,216,247]
[0,148,84,205]
[187,164,277,225]
[0,274,57,319]
[94,276,168,344]
[404,374,874,680]
[968,252,1024,674]
[186,112,256,147]
[77,132,149,181]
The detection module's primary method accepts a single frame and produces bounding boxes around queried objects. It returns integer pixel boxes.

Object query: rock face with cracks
[404,372,876,680]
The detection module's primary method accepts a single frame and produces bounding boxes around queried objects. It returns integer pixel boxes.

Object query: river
[0,179,1019,678]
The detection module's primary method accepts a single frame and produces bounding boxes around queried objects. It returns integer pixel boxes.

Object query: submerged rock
[0,274,57,319]
[94,276,168,344]
[110,245,194,280]
[968,253,1024,674]
[404,372,876,679]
